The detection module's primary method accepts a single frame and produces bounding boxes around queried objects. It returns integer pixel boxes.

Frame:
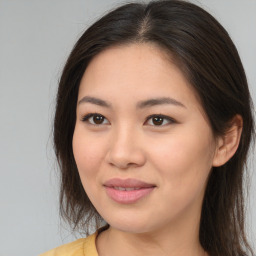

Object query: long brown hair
[53,1,255,255]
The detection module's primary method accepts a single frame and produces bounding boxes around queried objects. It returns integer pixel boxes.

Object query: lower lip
[104,186,155,204]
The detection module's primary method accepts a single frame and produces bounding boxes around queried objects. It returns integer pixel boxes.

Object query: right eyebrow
[78,96,112,108]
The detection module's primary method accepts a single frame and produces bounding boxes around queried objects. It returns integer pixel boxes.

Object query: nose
[106,125,146,169]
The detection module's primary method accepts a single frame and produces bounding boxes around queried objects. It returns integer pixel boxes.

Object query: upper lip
[104,178,156,188]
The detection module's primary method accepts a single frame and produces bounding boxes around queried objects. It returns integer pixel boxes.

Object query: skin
[72,43,242,256]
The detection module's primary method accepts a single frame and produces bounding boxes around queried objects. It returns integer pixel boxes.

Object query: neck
[96,214,207,256]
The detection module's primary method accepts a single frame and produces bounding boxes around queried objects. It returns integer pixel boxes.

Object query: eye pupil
[93,115,104,124]
[153,116,163,125]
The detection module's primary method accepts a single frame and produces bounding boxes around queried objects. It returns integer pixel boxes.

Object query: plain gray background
[0,1,255,255]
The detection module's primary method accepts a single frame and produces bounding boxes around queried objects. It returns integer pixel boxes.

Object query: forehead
[84,43,174,80]
[78,43,202,112]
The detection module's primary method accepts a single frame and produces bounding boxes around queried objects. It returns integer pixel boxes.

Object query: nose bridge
[107,122,145,169]
[114,122,135,146]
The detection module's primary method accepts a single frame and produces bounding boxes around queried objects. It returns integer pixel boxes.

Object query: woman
[41,0,255,255]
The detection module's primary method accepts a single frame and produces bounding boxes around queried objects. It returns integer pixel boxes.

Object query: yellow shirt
[40,231,98,256]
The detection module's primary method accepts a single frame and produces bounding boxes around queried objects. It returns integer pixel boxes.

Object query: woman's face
[73,43,218,234]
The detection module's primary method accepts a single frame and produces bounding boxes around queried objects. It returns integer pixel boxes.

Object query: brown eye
[146,114,176,126]
[93,115,105,124]
[82,113,109,125]
[152,116,164,125]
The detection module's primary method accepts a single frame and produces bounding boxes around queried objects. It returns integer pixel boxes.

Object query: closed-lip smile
[103,178,156,204]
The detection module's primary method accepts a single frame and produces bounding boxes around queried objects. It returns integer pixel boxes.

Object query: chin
[103,213,158,234]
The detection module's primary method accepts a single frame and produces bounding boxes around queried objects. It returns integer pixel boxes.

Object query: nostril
[106,132,146,168]
[106,148,146,169]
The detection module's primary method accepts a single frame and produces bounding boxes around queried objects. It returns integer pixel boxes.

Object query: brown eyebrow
[136,97,186,109]
[78,96,112,108]
[78,96,186,109]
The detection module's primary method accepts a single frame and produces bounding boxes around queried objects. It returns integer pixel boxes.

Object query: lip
[104,178,155,188]
[103,178,156,204]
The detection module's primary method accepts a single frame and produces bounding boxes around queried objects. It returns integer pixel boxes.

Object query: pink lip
[104,178,156,204]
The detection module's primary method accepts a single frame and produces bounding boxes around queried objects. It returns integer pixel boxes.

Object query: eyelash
[81,113,176,127]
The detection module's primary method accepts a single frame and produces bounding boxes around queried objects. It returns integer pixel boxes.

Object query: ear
[212,115,243,167]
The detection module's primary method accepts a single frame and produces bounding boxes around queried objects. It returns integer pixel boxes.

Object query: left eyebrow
[136,97,186,109]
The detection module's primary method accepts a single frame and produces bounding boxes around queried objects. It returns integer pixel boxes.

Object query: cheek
[149,127,215,194]
[72,127,109,208]
[72,126,105,179]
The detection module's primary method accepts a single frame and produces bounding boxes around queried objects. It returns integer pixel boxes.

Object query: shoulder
[39,232,98,256]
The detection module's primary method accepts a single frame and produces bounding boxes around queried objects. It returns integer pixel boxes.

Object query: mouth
[103,178,156,204]
[112,187,143,191]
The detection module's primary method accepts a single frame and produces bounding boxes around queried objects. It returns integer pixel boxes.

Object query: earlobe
[212,115,243,167]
